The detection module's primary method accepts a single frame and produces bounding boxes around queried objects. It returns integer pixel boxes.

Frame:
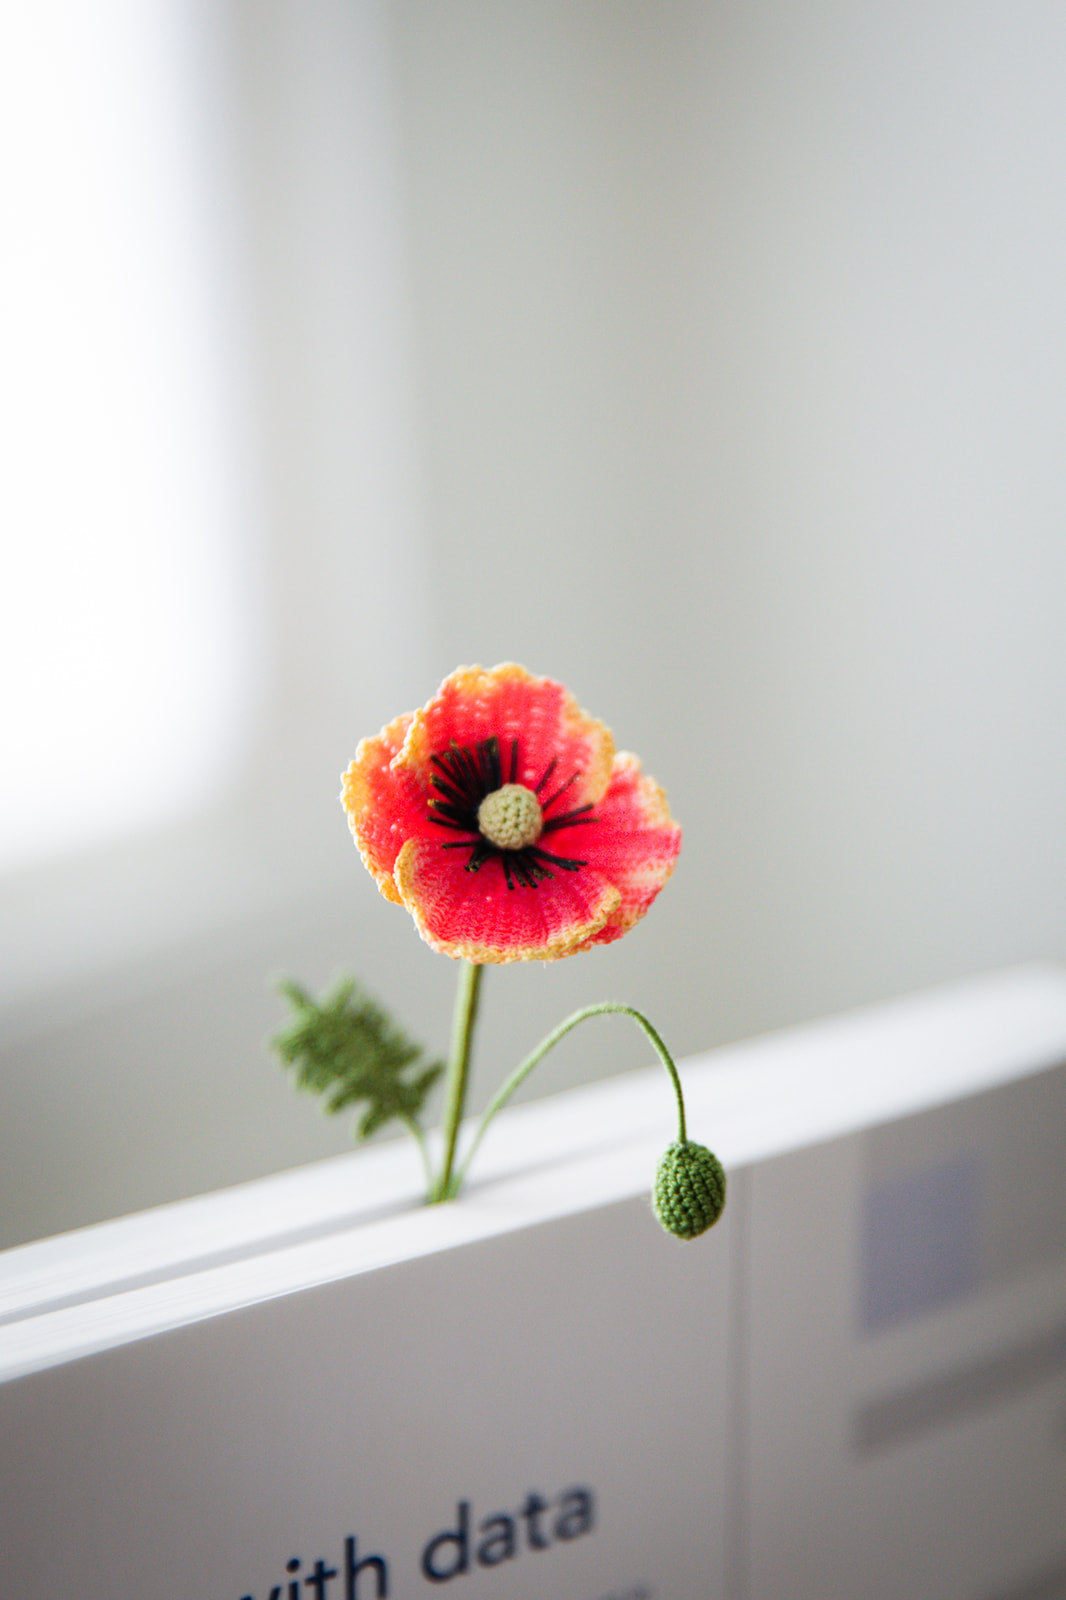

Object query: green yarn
[652,1141,727,1239]
[272,977,443,1142]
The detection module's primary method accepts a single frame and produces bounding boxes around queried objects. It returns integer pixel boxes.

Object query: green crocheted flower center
[477,783,544,851]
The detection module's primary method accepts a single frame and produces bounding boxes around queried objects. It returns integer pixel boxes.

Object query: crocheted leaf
[273,977,443,1141]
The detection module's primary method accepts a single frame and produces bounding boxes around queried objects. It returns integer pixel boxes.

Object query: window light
[0,0,254,872]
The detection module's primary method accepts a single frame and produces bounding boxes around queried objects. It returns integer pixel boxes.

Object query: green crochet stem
[428,959,483,1202]
[401,1111,435,1192]
[433,995,689,1202]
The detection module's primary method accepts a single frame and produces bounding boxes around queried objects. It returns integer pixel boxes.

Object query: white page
[3,965,1066,1600]
[0,1178,739,1600]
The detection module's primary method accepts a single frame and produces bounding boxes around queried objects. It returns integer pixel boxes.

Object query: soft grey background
[2,0,1065,1249]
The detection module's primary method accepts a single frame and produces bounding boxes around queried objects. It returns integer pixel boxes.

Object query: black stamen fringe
[428,734,594,887]
[430,754,477,811]
[542,769,581,812]
[534,756,558,794]
[464,842,493,874]
[451,741,482,798]
[541,804,595,833]
[429,772,469,807]
[428,798,475,826]
[482,735,502,791]
[528,845,587,873]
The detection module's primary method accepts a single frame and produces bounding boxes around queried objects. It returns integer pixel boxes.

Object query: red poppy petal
[342,667,677,959]
[559,752,681,947]
[398,663,615,808]
[340,712,428,903]
[393,838,622,962]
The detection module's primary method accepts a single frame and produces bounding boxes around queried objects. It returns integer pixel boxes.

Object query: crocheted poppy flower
[341,663,681,963]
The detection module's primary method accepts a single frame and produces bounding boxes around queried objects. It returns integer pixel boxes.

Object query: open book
[2,965,1065,1599]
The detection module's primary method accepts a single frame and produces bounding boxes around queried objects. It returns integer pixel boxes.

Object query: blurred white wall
[2,0,1065,1248]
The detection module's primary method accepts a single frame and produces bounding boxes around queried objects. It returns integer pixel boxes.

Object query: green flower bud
[652,1140,726,1239]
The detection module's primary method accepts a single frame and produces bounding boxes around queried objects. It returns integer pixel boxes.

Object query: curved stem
[451,1001,687,1196]
[401,1112,434,1192]
[429,960,483,1202]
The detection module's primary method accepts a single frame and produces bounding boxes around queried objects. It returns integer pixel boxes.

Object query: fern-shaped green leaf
[272,977,443,1141]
